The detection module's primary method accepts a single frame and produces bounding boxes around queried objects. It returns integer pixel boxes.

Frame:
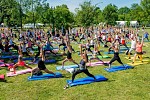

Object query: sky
[47,0,141,13]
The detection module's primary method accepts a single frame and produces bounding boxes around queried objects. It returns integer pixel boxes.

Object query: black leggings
[109,53,123,65]
[35,52,40,59]
[72,69,96,82]
[44,50,56,55]
[86,48,93,54]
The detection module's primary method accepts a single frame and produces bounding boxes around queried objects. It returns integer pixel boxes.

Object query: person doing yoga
[61,39,79,70]
[107,40,125,70]
[132,36,144,64]
[12,55,32,74]
[64,44,96,89]
[31,50,55,76]
[89,43,104,65]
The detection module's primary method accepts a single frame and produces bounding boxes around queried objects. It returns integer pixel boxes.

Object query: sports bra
[79,60,86,70]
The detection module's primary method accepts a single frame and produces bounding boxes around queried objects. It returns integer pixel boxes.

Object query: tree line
[0,0,149,29]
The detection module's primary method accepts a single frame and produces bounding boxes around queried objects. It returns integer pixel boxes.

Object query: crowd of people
[0,26,149,89]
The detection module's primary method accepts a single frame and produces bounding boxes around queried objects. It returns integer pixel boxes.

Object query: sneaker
[105,68,110,70]
[63,84,69,90]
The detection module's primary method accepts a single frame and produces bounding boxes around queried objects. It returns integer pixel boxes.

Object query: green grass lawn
[0,28,150,100]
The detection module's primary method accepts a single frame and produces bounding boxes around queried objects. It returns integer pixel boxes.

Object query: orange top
[136,44,143,52]
[18,61,25,66]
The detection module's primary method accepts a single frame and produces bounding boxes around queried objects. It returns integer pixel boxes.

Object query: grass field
[0,28,150,100]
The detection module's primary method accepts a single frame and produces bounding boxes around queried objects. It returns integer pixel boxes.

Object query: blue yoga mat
[104,65,134,72]
[120,48,128,51]
[104,51,124,54]
[0,56,18,59]
[67,75,108,87]
[28,59,56,64]
[14,57,34,63]
[28,72,62,81]
[56,65,79,70]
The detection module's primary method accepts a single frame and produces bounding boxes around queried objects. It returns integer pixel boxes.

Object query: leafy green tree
[140,0,150,25]
[103,4,118,25]
[53,4,74,29]
[75,1,96,27]
[130,3,144,24]
[0,0,21,26]
[118,6,130,14]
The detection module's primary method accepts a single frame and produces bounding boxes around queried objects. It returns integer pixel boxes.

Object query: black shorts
[38,65,46,70]
[136,52,143,55]
[67,51,72,59]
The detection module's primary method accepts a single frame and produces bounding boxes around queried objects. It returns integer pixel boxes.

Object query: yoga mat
[125,57,150,61]
[120,48,128,51]
[13,57,34,63]
[56,65,79,70]
[0,60,4,62]
[86,61,109,66]
[67,75,108,87]
[0,56,18,59]
[7,69,32,77]
[97,55,110,59]
[28,59,56,64]
[127,61,148,66]
[28,72,62,81]
[45,49,59,53]
[104,65,134,72]
[104,51,124,54]
[0,63,14,67]
[0,74,5,80]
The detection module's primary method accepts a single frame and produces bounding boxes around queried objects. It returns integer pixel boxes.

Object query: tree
[0,0,21,27]
[118,7,131,22]
[93,7,104,25]
[75,1,96,27]
[118,6,130,14]
[103,4,118,25]
[130,3,144,24]
[140,0,150,25]
[53,4,74,29]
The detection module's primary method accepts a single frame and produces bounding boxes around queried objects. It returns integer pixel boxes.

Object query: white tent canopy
[116,21,139,27]
[23,23,44,28]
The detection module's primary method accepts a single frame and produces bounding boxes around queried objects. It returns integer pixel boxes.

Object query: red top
[108,37,111,42]
[121,39,125,45]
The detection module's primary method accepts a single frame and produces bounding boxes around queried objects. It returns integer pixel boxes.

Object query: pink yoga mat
[45,49,59,54]
[0,63,14,67]
[86,61,109,67]
[0,74,5,80]
[7,69,32,77]
[0,60,4,62]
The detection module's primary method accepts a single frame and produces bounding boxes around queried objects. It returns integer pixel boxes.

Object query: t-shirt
[131,40,136,49]
[144,33,148,38]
